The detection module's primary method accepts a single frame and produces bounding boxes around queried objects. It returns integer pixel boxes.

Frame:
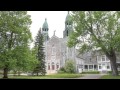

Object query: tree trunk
[18,71,21,76]
[13,70,17,76]
[3,67,8,79]
[106,51,118,76]
[109,58,118,76]
[37,72,39,76]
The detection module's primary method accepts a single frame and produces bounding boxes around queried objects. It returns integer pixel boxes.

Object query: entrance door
[102,64,107,73]
[102,64,106,70]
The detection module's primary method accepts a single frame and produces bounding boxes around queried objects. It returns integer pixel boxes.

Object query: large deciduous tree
[0,11,32,78]
[68,11,120,76]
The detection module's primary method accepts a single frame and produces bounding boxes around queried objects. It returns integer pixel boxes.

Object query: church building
[40,12,120,74]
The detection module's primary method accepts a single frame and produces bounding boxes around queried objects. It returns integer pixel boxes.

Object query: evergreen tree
[33,28,46,76]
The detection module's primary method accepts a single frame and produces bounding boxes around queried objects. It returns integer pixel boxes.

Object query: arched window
[52,62,55,70]
[48,63,50,70]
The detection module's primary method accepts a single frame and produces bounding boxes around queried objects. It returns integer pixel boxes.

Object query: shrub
[58,67,66,74]
[64,60,76,73]
[59,67,66,72]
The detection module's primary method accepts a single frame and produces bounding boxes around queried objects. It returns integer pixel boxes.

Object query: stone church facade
[40,12,120,74]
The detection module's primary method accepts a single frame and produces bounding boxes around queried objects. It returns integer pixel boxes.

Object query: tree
[12,45,38,76]
[0,11,32,78]
[67,11,120,76]
[64,60,76,73]
[33,29,46,76]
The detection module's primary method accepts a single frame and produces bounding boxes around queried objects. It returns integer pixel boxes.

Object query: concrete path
[47,74,105,79]
[77,74,104,79]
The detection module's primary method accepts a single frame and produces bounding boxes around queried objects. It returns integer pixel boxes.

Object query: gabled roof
[48,35,60,44]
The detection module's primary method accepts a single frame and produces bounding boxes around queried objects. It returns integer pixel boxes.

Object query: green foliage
[12,46,39,73]
[58,60,76,74]
[0,11,32,78]
[68,11,120,53]
[64,60,76,73]
[59,67,66,72]
[67,11,120,75]
[33,29,46,76]
[58,67,66,73]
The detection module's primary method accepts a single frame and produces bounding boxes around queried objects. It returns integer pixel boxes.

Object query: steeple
[42,18,49,41]
[54,30,56,36]
[65,11,72,24]
[42,18,48,29]
[39,27,41,34]
[39,27,41,31]
[63,11,73,38]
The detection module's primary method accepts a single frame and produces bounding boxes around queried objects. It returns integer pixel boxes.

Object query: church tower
[62,11,76,66]
[42,18,49,41]
[63,11,73,38]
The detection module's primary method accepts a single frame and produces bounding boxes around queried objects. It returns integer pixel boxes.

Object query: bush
[59,67,66,72]
[57,60,76,74]
[58,67,66,74]
[64,60,76,73]
[82,71,100,74]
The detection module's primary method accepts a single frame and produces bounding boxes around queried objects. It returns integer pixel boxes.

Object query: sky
[27,11,68,41]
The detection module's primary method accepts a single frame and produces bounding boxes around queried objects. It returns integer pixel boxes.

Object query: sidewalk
[77,74,104,79]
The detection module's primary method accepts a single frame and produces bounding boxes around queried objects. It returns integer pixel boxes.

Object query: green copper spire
[65,11,72,23]
[63,11,73,38]
[42,18,48,29]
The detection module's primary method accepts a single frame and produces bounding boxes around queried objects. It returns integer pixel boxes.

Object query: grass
[82,71,100,74]
[100,75,120,79]
[108,71,120,74]
[0,73,82,79]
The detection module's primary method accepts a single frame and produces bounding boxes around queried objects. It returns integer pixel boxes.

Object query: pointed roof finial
[39,27,41,34]
[45,18,47,21]
[39,27,41,30]
[54,30,56,36]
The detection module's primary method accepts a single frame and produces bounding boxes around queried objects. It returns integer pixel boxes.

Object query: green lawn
[100,75,120,79]
[0,73,82,79]
[82,71,100,74]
